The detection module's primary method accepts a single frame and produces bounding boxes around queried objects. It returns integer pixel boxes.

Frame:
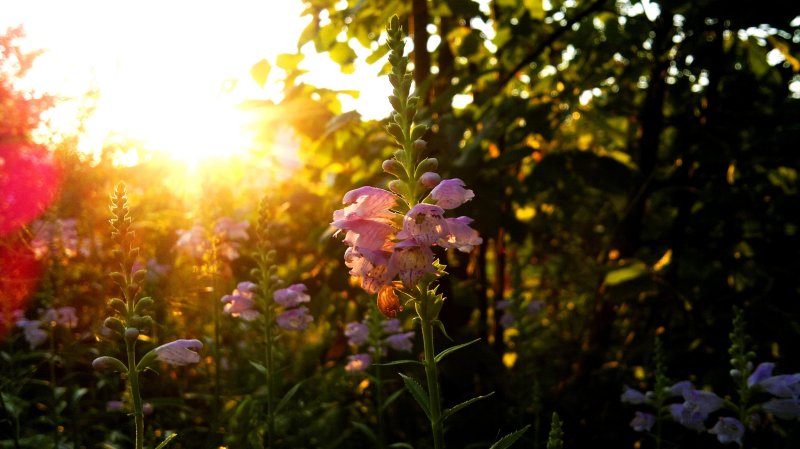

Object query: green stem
[211,242,222,437]
[127,341,144,449]
[374,347,386,449]
[263,267,276,448]
[420,296,445,449]
[49,323,59,449]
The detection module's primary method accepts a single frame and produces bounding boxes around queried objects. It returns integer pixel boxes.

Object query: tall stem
[127,341,144,449]
[420,296,444,449]
[262,265,276,448]
[210,241,222,436]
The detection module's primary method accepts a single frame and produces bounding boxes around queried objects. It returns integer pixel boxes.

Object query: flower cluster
[13,306,77,348]
[332,178,481,297]
[175,216,249,260]
[221,282,313,331]
[344,317,414,373]
[29,218,80,259]
[622,362,800,445]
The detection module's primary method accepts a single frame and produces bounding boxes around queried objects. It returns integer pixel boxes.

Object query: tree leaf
[489,424,531,449]
[434,338,481,363]
[398,373,432,421]
[250,58,271,89]
[443,391,494,421]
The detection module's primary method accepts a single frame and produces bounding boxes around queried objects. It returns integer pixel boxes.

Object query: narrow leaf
[381,388,406,413]
[432,319,454,342]
[399,373,432,420]
[388,443,415,449]
[274,380,305,414]
[443,392,494,421]
[434,338,481,363]
[154,433,177,449]
[351,421,378,443]
[249,360,267,375]
[489,425,530,449]
[374,359,424,367]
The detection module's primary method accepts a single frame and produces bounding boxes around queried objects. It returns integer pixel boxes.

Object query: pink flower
[400,204,447,246]
[439,216,482,252]
[154,339,203,366]
[175,226,208,259]
[214,217,249,241]
[345,353,372,373]
[276,307,313,331]
[345,322,369,346]
[222,282,259,321]
[388,240,435,288]
[333,217,395,252]
[340,186,397,220]
[430,178,474,209]
[273,284,310,308]
[344,247,395,293]
[385,331,415,352]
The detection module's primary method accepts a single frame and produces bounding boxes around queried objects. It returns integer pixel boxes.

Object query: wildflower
[420,172,441,188]
[499,312,515,329]
[344,247,395,293]
[757,373,800,398]
[334,217,396,252]
[345,322,370,346]
[762,398,800,420]
[376,284,404,318]
[42,306,78,328]
[154,339,203,366]
[385,331,415,352]
[382,318,403,334]
[345,353,372,373]
[668,380,694,397]
[222,282,259,321]
[630,411,656,432]
[175,226,208,259]
[747,362,774,387]
[387,240,435,288]
[400,204,447,246]
[430,178,475,210]
[439,216,482,252]
[496,300,513,310]
[340,186,397,220]
[669,403,705,432]
[214,217,249,241]
[18,320,47,348]
[142,403,154,415]
[708,417,744,445]
[671,389,724,432]
[621,386,649,405]
[273,283,311,308]
[276,307,313,331]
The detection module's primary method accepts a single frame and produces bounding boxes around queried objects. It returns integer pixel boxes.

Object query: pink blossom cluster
[344,318,414,373]
[332,178,481,294]
[175,217,249,260]
[13,306,78,348]
[221,282,313,331]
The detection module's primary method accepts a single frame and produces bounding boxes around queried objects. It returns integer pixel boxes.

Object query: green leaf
[434,338,481,363]
[381,388,406,413]
[154,433,177,449]
[374,359,424,367]
[604,262,648,286]
[352,421,378,443]
[398,373,432,420]
[432,319,454,342]
[388,443,415,449]
[274,380,305,415]
[443,391,494,421]
[490,424,531,449]
[251,58,271,88]
[249,360,267,375]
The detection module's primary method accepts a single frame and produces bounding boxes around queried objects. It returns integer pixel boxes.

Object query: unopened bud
[388,179,406,195]
[416,157,438,173]
[414,139,427,152]
[104,317,125,335]
[419,172,441,188]
[382,159,405,178]
[92,356,128,373]
[730,369,741,378]
[125,327,140,342]
[132,269,147,284]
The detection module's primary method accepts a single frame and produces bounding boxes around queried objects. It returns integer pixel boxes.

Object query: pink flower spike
[439,216,482,252]
[274,284,311,308]
[402,204,447,246]
[154,339,203,366]
[388,239,436,288]
[341,186,397,219]
[430,178,474,209]
[276,307,313,331]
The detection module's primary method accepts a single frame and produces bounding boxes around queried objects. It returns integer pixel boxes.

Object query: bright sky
[1,0,391,164]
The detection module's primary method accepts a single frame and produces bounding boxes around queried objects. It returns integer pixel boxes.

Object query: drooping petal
[758,374,800,398]
[630,411,656,432]
[748,362,775,387]
[708,417,744,445]
[332,217,396,251]
[439,216,482,252]
[154,339,203,366]
[402,204,447,246]
[430,178,475,209]
[274,283,311,308]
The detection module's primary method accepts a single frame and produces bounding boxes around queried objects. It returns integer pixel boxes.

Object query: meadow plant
[330,16,525,449]
[92,183,202,449]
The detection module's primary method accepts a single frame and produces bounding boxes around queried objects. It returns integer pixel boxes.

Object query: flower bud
[125,327,140,342]
[109,272,126,286]
[730,369,741,378]
[134,297,154,314]
[414,139,427,152]
[419,172,441,188]
[92,356,128,373]
[388,179,406,195]
[377,285,403,318]
[382,159,406,178]
[108,298,127,315]
[104,317,125,336]
[416,157,438,173]
[132,269,147,284]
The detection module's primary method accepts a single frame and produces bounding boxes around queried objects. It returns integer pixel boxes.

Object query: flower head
[630,411,656,432]
[621,386,649,405]
[747,362,774,388]
[708,417,744,445]
[430,178,475,209]
[762,398,800,420]
[345,247,395,293]
[345,353,372,373]
[345,321,370,346]
[382,318,403,334]
[222,282,259,321]
[400,204,447,246]
[387,240,435,288]
[276,307,313,331]
[154,339,203,366]
[274,283,311,308]
[439,216,482,252]
[385,331,415,352]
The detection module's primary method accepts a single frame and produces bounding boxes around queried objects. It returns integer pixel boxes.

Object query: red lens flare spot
[0,142,62,236]
[0,242,41,340]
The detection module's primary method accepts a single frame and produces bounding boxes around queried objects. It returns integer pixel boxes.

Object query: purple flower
[175,226,208,259]
[630,411,656,432]
[345,353,372,373]
[708,417,744,445]
[142,403,154,415]
[385,331,415,352]
[382,318,403,334]
[345,322,369,346]
[621,386,649,405]
[439,216,482,252]
[499,311,515,329]
[757,374,800,398]
[274,284,311,308]
[747,362,774,388]
[526,300,544,315]
[669,403,706,432]
[430,178,475,209]
[222,282,259,321]
[106,400,125,412]
[15,316,46,349]
[668,380,694,397]
[400,204,447,246]
[762,398,800,420]
[496,300,513,310]
[43,306,78,328]
[154,339,203,366]
[214,217,249,241]
[387,239,436,288]
[276,307,313,331]
[671,389,724,432]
